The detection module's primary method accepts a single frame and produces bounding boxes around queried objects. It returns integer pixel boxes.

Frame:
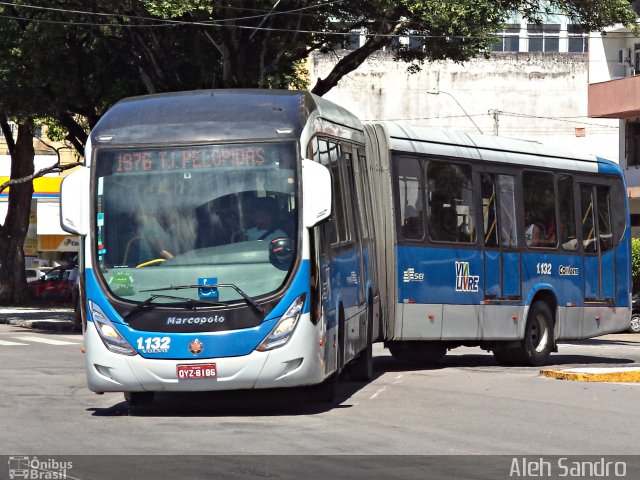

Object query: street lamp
[426,90,483,134]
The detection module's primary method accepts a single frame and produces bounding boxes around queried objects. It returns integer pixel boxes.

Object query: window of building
[567,24,588,53]
[626,121,640,168]
[491,24,520,52]
[527,23,560,52]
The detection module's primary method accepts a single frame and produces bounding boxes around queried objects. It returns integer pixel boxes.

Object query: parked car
[631,294,640,333]
[25,267,51,283]
[27,265,73,302]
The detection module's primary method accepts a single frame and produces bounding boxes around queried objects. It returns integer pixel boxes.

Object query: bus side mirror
[302,159,332,228]
[60,167,90,236]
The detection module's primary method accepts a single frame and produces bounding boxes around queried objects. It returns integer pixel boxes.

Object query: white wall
[311,51,620,161]
[588,29,636,83]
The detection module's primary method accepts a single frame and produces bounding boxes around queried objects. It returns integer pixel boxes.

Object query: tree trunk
[0,119,35,304]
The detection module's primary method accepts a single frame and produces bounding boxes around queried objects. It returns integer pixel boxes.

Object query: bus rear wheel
[388,341,446,367]
[515,301,553,366]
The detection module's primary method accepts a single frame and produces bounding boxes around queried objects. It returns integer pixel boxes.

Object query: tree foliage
[0,0,637,303]
[632,238,640,292]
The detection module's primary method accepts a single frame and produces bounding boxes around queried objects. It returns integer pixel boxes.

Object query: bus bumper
[84,313,329,393]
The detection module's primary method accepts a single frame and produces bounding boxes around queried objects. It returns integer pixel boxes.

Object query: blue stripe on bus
[396,245,630,307]
[84,261,311,359]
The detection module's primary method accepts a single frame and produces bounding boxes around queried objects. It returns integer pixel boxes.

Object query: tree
[632,238,640,293]
[0,0,636,303]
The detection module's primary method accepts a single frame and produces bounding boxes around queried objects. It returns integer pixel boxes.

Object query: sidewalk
[0,305,76,331]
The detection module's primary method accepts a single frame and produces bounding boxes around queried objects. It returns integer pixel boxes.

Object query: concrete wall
[310,51,619,161]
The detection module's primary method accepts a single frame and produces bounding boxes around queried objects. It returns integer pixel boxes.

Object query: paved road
[2,314,640,479]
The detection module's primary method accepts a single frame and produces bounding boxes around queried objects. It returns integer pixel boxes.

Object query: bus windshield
[93,141,298,304]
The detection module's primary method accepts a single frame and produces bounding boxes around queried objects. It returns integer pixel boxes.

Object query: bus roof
[91,89,362,146]
[370,122,607,173]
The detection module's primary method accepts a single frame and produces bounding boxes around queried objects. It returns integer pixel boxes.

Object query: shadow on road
[89,373,378,417]
[88,337,639,417]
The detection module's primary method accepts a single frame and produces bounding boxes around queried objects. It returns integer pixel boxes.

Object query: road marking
[11,336,80,346]
[0,339,28,346]
[369,386,387,399]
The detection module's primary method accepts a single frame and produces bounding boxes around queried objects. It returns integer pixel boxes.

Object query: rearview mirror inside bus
[60,166,90,236]
[302,159,332,228]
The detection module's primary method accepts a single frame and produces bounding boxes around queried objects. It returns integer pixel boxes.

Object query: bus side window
[523,171,557,248]
[596,185,613,252]
[580,185,597,253]
[396,157,424,240]
[427,161,475,243]
[481,173,498,247]
[497,175,518,248]
[558,174,578,251]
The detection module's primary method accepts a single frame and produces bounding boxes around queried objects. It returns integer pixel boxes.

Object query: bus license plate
[177,364,217,380]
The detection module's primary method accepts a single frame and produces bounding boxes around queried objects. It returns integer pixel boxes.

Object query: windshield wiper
[139,283,265,316]
[124,294,226,321]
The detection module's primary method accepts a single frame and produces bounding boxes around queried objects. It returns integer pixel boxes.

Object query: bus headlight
[89,301,137,356]
[256,294,306,351]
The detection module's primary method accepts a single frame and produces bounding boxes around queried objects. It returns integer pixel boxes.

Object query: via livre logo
[455,261,479,292]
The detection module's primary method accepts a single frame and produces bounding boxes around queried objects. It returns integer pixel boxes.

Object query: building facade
[312,13,618,161]
[587,1,640,236]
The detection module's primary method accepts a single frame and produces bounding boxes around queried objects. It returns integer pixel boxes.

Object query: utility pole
[489,109,500,136]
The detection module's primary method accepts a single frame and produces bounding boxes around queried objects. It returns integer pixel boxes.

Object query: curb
[0,308,77,332]
[540,367,640,383]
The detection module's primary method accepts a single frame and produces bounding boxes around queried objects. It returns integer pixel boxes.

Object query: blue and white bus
[365,123,631,366]
[60,90,381,406]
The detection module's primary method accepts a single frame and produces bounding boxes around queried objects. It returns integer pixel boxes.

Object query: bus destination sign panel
[112,143,288,174]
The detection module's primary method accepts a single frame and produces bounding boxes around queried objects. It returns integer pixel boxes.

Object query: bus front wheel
[124,391,155,408]
[347,303,374,381]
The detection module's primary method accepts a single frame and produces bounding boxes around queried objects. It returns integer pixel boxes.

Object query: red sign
[177,363,217,380]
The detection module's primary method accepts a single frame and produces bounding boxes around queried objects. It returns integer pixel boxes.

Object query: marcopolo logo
[8,456,73,479]
[167,315,225,325]
[455,261,479,292]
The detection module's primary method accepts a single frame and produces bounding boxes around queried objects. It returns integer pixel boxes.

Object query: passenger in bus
[544,217,556,245]
[137,212,175,262]
[524,210,545,247]
[244,198,288,242]
[402,205,423,239]
[429,192,457,242]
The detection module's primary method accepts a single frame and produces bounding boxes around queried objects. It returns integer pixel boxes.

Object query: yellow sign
[0,176,62,198]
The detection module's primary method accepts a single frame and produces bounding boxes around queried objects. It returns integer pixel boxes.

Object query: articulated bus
[61,90,631,406]
[60,90,381,406]
[365,123,631,366]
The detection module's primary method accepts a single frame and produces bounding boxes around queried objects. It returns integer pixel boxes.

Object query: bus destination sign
[114,144,285,174]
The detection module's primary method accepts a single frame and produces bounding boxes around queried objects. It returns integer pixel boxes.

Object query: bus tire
[388,341,446,367]
[492,347,518,366]
[124,391,154,408]
[630,314,640,334]
[516,301,553,366]
[308,373,337,403]
[347,306,374,381]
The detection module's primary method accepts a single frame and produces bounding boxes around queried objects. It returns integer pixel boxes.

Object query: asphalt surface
[2,305,640,382]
